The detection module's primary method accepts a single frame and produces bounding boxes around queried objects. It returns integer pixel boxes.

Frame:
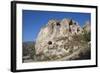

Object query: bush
[82,30,91,42]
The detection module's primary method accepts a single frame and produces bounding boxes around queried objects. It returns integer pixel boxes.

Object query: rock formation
[35,18,91,61]
[83,21,91,32]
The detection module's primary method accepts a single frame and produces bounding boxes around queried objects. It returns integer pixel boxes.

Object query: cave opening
[69,20,73,25]
[56,22,60,26]
[48,41,52,45]
[77,28,80,32]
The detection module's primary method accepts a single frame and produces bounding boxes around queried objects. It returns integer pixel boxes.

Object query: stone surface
[35,18,91,61]
[83,21,91,32]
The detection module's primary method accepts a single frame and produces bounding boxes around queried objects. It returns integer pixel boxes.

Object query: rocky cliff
[35,18,91,61]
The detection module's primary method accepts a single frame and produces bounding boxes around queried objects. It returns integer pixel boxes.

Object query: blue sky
[22,10,91,42]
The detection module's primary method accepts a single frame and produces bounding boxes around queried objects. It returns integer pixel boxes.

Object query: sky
[22,10,91,42]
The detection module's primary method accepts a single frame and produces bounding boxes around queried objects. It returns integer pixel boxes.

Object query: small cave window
[69,20,73,25]
[48,41,52,45]
[56,23,60,26]
[77,28,80,32]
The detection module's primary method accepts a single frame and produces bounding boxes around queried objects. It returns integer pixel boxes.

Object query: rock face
[35,18,91,61]
[83,21,91,32]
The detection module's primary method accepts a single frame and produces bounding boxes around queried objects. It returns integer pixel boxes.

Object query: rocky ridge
[35,18,91,61]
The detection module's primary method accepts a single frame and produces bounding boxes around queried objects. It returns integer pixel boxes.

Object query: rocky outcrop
[83,21,91,32]
[35,18,91,61]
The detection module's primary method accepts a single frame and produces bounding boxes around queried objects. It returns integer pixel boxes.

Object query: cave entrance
[48,41,52,45]
[56,23,60,26]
